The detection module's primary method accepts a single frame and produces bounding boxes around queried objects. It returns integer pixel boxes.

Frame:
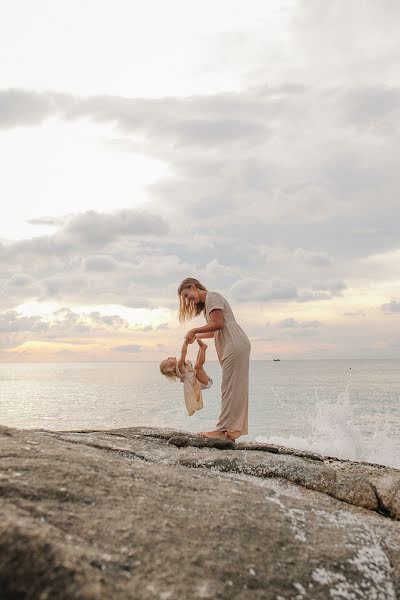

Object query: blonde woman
[177,277,251,441]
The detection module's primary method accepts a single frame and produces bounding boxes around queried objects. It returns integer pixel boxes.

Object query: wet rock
[167,434,235,449]
[0,424,399,599]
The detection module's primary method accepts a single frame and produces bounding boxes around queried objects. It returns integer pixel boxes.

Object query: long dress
[205,291,251,436]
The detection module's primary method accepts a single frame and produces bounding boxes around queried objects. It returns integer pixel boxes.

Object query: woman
[177,277,251,441]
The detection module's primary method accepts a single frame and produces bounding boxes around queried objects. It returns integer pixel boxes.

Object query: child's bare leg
[195,343,207,370]
[196,338,208,350]
[195,346,202,367]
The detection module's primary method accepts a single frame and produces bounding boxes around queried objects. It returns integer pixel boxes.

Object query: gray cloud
[288,1,400,88]
[63,209,169,245]
[0,207,175,311]
[5,273,36,288]
[342,310,366,317]
[310,280,346,293]
[0,89,57,128]
[0,308,88,350]
[230,278,298,302]
[1,0,400,359]
[111,344,142,353]
[275,317,321,338]
[381,300,400,314]
[0,306,143,350]
[83,255,119,272]
[26,216,66,226]
[0,311,49,333]
[277,318,321,329]
[87,311,130,328]
[1,85,399,271]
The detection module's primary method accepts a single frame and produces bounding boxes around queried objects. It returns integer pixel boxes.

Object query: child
[159,338,213,416]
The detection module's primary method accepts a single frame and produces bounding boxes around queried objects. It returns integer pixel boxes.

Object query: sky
[1,0,400,362]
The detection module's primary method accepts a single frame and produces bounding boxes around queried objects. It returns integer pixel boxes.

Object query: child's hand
[184,330,196,343]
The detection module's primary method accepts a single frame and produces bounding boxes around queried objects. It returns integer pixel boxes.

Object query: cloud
[111,344,142,353]
[83,255,119,272]
[343,310,366,317]
[228,277,347,305]
[5,273,36,288]
[0,81,395,326]
[0,306,137,350]
[0,89,57,128]
[277,317,321,328]
[230,278,298,302]
[289,0,400,87]
[274,317,321,338]
[381,300,400,314]
[0,310,49,333]
[0,207,176,311]
[293,248,332,267]
[1,0,400,360]
[26,216,66,226]
[1,85,400,266]
[63,209,169,245]
[86,311,130,328]
[40,274,89,300]
[310,280,346,293]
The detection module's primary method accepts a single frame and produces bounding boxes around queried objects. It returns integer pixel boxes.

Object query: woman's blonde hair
[177,278,207,324]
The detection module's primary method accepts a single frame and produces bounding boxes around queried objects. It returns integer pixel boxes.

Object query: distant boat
[273,358,281,361]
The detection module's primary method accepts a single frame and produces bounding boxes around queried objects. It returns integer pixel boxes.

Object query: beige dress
[205,291,251,436]
[176,360,213,416]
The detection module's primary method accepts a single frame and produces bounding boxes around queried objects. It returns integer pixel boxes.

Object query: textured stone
[0,424,399,599]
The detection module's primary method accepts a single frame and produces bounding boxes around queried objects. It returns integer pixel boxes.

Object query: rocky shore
[0,423,399,599]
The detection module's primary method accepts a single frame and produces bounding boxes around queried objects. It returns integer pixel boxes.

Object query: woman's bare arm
[191,310,224,336]
[195,332,215,339]
[184,310,224,343]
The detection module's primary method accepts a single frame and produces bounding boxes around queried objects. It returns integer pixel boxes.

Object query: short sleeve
[207,292,224,313]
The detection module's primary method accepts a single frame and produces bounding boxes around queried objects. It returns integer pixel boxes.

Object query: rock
[167,434,235,449]
[0,424,399,599]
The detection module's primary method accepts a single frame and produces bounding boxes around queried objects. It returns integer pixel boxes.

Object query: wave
[255,387,400,469]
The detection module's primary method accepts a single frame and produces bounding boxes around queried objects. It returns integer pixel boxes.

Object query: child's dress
[175,360,213,416]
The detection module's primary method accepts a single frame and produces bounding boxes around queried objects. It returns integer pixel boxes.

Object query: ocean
[0,359,399,469]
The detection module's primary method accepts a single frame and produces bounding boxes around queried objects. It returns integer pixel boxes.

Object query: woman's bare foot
[198,430,226,439]
[196,339,208,349]
[224,430,241,441]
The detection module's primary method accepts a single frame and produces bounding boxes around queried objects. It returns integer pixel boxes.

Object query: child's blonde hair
[177,277,207,324]
[159,359,181,382]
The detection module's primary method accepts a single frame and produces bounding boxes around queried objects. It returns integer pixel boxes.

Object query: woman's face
[181,285,199,304]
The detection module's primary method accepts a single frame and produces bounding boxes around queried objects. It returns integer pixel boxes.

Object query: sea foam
[255,387,400,469]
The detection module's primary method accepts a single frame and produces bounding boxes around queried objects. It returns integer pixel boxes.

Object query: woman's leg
[215,345,250,437]
[196,340,229,439]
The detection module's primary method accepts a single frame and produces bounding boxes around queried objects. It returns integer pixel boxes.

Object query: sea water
[0,359,399,469]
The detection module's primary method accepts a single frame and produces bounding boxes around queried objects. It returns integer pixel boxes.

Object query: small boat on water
[273,358,281,361]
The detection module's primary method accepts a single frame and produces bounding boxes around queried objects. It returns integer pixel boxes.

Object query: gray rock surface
[0,423,399,599]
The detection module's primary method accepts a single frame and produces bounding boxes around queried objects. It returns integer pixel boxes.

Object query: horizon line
[0,358,399,364]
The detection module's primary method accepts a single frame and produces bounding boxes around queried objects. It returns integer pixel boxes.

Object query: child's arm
[177,339,189,373]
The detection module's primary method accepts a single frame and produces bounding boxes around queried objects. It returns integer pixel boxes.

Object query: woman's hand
[184,330,197,344]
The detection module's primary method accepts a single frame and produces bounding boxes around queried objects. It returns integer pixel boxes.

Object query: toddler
[159,338,213,416]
